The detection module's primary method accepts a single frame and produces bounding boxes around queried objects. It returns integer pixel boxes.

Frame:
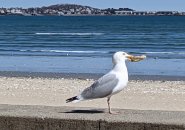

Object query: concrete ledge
[0,104,185,130]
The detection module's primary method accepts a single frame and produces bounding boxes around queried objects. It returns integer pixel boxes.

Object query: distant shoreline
[1,4,185,16]
[1,14,185,17]
[0,71,184,81]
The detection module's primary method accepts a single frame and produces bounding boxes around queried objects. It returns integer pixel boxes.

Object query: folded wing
[80,73,119,99]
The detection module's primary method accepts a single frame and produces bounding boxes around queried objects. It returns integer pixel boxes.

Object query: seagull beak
[126,54,146,62]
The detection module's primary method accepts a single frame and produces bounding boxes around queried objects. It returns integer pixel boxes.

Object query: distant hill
[37,4,134,15]
[26,4,102,15]
[45,4,99,10]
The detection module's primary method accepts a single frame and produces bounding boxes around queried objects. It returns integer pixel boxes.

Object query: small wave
[48,50,108,53]
[143,52,185,54]
[35,32,104,36]
[20,49,108,54]
[20,50,39,52]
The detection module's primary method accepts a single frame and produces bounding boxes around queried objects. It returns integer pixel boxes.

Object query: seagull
[66,51,146,114]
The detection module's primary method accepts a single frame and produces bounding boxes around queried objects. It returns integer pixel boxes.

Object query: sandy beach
[0,75,185,111]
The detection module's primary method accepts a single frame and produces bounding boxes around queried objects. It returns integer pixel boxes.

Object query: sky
[1,0,185,12]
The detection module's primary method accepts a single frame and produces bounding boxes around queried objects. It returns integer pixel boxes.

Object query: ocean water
[0,16,185,76]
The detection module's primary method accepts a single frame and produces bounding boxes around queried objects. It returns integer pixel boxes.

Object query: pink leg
[107,97,120,114]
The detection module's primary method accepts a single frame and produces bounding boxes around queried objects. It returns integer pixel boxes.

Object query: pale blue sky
[1,0,185,11]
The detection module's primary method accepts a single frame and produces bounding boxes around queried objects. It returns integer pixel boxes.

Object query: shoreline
[0,71,184,81]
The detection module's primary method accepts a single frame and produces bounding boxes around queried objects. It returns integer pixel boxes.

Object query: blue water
[0,16,185,76]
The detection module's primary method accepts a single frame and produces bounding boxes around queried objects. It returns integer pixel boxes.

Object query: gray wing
[81,73,119,100]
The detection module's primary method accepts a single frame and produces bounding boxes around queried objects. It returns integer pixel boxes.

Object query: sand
[0,76,185,111]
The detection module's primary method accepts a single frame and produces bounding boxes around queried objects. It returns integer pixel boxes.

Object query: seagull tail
[66,96,80,103]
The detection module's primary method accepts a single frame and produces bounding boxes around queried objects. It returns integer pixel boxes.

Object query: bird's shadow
[62,109,105,114]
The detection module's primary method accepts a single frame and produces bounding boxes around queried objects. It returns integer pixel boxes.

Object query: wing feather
[81,73,118,99]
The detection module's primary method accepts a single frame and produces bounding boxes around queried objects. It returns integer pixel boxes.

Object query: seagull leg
[107,97,119,114]
[107,97,111,114]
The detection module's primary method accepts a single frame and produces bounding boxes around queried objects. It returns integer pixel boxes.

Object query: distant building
[0,10,4,14]
[58,11,64,15]
[9,8,23,15]
[133,11,148,15]
[180,12,185,15]
[115,11,133,15]
[156,11,174,16]
[147,11,156,15]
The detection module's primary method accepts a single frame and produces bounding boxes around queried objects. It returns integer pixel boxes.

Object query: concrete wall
[0,104,185,130]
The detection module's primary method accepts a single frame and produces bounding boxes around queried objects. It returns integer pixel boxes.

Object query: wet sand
[0,75,185,111]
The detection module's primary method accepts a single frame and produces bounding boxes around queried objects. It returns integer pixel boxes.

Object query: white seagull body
[66,51,146,114]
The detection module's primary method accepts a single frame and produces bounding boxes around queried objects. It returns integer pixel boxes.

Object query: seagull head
[112,51,146,64]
